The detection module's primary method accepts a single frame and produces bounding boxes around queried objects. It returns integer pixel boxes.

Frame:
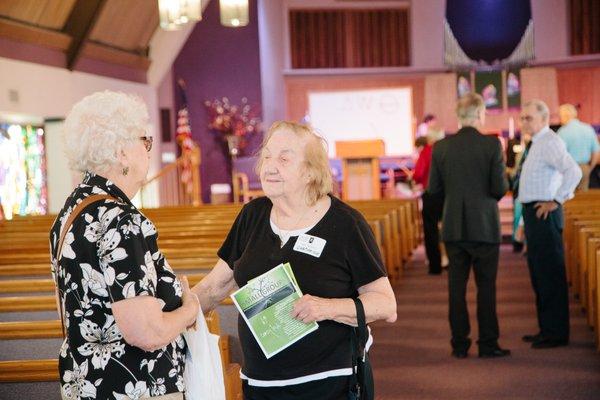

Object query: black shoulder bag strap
[349,297,374,400]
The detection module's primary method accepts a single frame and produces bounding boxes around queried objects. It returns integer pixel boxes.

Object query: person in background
[508,133,532,253]
[414,136,428,153]
[518,100,581,349]
[557,103,600,191]
[410,136,429,176]
[428,93,509,359]
[417,114,437,138]
[414,128,445,274]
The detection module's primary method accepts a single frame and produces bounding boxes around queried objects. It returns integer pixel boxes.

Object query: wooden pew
[0,295,233,313]
[0,199,416,400]
[596,247,600,350]
[0,273,209,294]
[0,202,401,280]
[0,258,217,277]
[562,191,600,350]
[0,310,243,400]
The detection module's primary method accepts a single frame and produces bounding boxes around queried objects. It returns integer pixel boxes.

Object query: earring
[122,166,129,176]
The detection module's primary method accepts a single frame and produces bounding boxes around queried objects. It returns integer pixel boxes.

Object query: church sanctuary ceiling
[0,0,159,82]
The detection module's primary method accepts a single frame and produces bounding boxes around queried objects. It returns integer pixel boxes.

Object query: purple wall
[173,0,263,204]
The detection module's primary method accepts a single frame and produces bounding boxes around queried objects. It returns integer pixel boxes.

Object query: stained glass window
[0,123,47,219]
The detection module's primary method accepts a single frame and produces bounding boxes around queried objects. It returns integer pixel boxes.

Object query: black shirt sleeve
[345,213,387,290]
[217,203,250,270]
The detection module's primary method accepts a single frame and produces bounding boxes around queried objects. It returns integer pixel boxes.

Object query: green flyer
[230,263,318,358]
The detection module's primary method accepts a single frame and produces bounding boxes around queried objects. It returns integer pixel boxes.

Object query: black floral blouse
[49,172,186,399]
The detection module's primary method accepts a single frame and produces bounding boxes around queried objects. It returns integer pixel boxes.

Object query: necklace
[273,205,315,246]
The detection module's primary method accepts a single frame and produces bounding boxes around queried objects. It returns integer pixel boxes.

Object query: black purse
[348,298,374,400]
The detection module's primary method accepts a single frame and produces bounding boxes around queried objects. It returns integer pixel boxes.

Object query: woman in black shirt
[50,91,198,400]
[194,121,397,399]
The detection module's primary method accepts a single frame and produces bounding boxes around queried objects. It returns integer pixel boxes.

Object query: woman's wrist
[328,298,356,324]
[185,294,199,323]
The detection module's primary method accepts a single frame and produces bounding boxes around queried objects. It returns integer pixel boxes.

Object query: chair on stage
[232,156,263,203]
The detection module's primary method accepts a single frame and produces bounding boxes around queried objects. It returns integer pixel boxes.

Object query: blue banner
[444,0,533,67]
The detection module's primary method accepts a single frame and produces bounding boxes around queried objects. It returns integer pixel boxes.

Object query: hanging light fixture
[219,0,249,27]
[158,0,202,31]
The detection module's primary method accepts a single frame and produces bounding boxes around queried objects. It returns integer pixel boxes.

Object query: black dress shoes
[531,337,568,349]
[478,347,511,358]
[512,241,524,253]
[522,333,542,343]
[451,349,468,359]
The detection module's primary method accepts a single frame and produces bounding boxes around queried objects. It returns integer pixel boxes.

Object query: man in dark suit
[428,93,509,359]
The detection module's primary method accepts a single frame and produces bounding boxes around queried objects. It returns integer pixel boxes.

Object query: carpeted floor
[369,245,600,400]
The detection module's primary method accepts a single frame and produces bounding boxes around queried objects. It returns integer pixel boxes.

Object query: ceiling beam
[0,15,151,73]
[0,17,71,51]
[62,0,107,70]
[81,41,152,71]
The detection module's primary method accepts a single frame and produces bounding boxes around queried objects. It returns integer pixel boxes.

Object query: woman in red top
[413,141,433,189]
[414,129,445,274]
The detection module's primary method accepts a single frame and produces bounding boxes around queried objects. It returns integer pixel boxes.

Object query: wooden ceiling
[0,0,159,74]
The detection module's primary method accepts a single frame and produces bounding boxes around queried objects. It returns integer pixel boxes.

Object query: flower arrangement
[204,97,260,141]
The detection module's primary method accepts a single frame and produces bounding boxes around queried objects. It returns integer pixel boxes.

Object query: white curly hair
[63,90,150,173]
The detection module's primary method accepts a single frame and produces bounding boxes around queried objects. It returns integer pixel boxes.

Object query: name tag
[293,234,326,258]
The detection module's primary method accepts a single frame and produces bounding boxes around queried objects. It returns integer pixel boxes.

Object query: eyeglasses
[519,115,534,122]
[139,136,153,152]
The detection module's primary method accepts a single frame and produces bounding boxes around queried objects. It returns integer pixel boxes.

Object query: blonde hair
[63,91,149,173]
[559,103,577,119]
[456,92,485,124]
[257,121,333,205]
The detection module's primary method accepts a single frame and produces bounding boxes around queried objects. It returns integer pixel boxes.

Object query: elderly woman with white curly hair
[50,91,198,400]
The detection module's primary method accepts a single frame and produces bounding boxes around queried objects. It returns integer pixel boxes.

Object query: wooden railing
[140,143,202,207]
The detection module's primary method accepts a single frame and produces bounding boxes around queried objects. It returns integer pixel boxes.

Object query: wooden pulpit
[335,140,385,201]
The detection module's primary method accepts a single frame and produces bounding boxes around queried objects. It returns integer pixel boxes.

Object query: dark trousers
[422,192,444,273]
[522,203,570,340]
[445,241,500,352]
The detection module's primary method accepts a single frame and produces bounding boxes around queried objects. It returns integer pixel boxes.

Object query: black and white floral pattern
[50,172,186,399]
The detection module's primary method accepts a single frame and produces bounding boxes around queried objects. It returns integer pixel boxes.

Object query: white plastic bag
[183,309,226,400]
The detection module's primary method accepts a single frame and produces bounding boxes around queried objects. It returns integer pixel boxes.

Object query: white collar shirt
[517,126,582,204]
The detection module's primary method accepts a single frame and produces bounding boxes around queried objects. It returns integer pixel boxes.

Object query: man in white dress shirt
[517,100,582,349]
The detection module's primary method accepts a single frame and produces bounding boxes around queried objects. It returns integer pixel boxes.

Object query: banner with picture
[506,68,521,109]
[475,71,503,111]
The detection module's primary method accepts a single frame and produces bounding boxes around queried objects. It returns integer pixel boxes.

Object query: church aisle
[370,245,600,400]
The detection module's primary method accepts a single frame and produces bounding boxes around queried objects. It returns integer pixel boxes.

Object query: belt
[522,202,540,207]
[522,201,561,207]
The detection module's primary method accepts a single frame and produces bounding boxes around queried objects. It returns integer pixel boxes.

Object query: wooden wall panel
[521,67,560,123]
[284,65,600,143]
[557,66,600,124]
[424,73,458,133]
